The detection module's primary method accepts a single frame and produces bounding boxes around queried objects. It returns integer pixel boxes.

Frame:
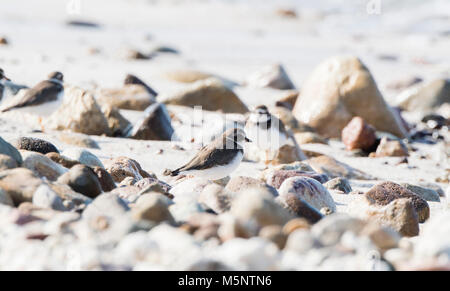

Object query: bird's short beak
[245,137,251,142]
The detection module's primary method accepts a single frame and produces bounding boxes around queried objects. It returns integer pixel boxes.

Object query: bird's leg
[39,116,45,133]
[264,150,270,166]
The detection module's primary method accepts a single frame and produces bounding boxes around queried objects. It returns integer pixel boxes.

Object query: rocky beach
[0,0,448,271]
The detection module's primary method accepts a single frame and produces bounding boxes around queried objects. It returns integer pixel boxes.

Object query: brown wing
[1,81,62,112]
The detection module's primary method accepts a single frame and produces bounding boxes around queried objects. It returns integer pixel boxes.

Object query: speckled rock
[20,151,68,181]
[57,164,103,198]
[96,84,156,111]
[92,166,117,192]
[45,152,80,168]
[341,117,376,151]
[132,193,175,224]
[225,176,278,196]
[293,56,408,138]
[278,177,336,213]
[162,78,249,114]
[104,156,154,183]
[374,137,409,157]
[61,148,104,168]
[13,137,59,154]
[0,168,43,205]
[0,154,18,170]
[276,193,323,224]
[400,183,440,202]
[265,170,329,189]
[366,198,420,237]
[306,155,373,180]
[365,181,430,223]
[0,136,22,165]
[324,177,352,194]
[57,132,100,149]
[44,86,111,136]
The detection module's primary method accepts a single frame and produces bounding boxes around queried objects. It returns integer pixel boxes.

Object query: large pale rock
[21,151,68,181]
[306,155,373,180]
[102,105,132,137]
[0,168,43,205]
[162,78,249,114]
[365,181,430,223]
[293,56,407,138]
[397,79,450,113]
[96,84,156,111]
[0,137,22,165]
[44,86,111,136]
[245,64,296,90]
[278,177,336,213]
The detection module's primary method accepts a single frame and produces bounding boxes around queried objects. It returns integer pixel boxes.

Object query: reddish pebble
[342,116,376,151]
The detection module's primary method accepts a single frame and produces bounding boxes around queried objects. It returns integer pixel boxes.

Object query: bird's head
[0,68,10,81]
[48,71,64,82]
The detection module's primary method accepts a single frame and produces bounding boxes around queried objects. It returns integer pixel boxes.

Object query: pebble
[265,169,329,189]
[92,166,117,192]
[58,133,100,149]
[374,137,409,157]
[61,148,104,168]
[324,177,352,194]
[56,164,103,198]
[306,155,374,180]
[245,64,295,90]
[132,193,175,224]
[102,105,132,137]
[125,103,174,141]
[0,168,43,206]
[400,183,440,202]
[278,176,337,213]
[0,136,22,165]
[104,156,154,183]
[32,184,67,211]
[97,84,155,111]
[225,176,278,196]
[341,117,376,151]
[45,152,80,168]
[20,151,68,181]
[0,153,18,170]
[276,193,323,224]
[13,137,59,154]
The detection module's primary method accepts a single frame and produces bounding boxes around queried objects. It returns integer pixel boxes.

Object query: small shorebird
[0,71,64,116]
[245,105,289,164]
[164,128,250,181]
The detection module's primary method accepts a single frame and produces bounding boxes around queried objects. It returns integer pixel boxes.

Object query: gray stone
[0,136,22,165]
[32,184,67,211]
[400,183,440,202]
[324,177,352,194]
[57,164,103,198]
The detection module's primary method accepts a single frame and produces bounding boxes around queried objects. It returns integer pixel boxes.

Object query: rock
[419,183,445,197]
[0,188,13,206]
[66,20,100,28]
[306,155,374,180]
[276,193,323,224]
[162,78,249,114]
[198,184,234,214]
[293,56,408,138]
[104,156,154,183]
[272,144,307,164]
[134,177,171,195]
[12,137,59,154]
[374,137,408,157]
[365,181,430,223]
[96,84,156,111]
[0,37,8,45]
[163,70,214,83]
[61,148,104,168]
[282,218,311,235]
[311,214,366,246]
[0,154,18,170]
[125,103,174,141]
[361,222,401,251]
[132,193,175,224]
[124,74,158,97]
[101,105,132,137]
[275,90,299,110]
[275,8,297,18]
[124,49,150,60]
[56,165,103,198]
[21,151,68,181]
[341,117,376,151]
[169,178,213,197]
[245,64,295,90]
[400,183,440,202]
[231,188,294,230]
[266,161,314,173]
[44,86,111,136]
[32,184,67,211]
[225,176,278,196]
[170,193,206,223]
[92,166,116,192]
[285,229,317,254]
[111,185,141,202]
[397,79,450,113]
[366,198,420,237]
[45,152,80,168]
[48,182,92,208]
[294,132,328,145]
[57,132,100,149]
[0,137,22,165]
[0,168,43,205]
[259,225,287,249]
[265,170,329,189]
[324,177,352,194]
[414,212,450,260]
[278,177,336,213]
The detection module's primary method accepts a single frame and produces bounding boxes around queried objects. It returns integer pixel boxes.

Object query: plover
[0,68,28,104]
[245,105,289,164]
[164,128,250,180]
[1,71,64,116]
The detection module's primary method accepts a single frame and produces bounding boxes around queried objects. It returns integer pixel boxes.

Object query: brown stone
[374,137,409,157]
[341,116,376,151]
